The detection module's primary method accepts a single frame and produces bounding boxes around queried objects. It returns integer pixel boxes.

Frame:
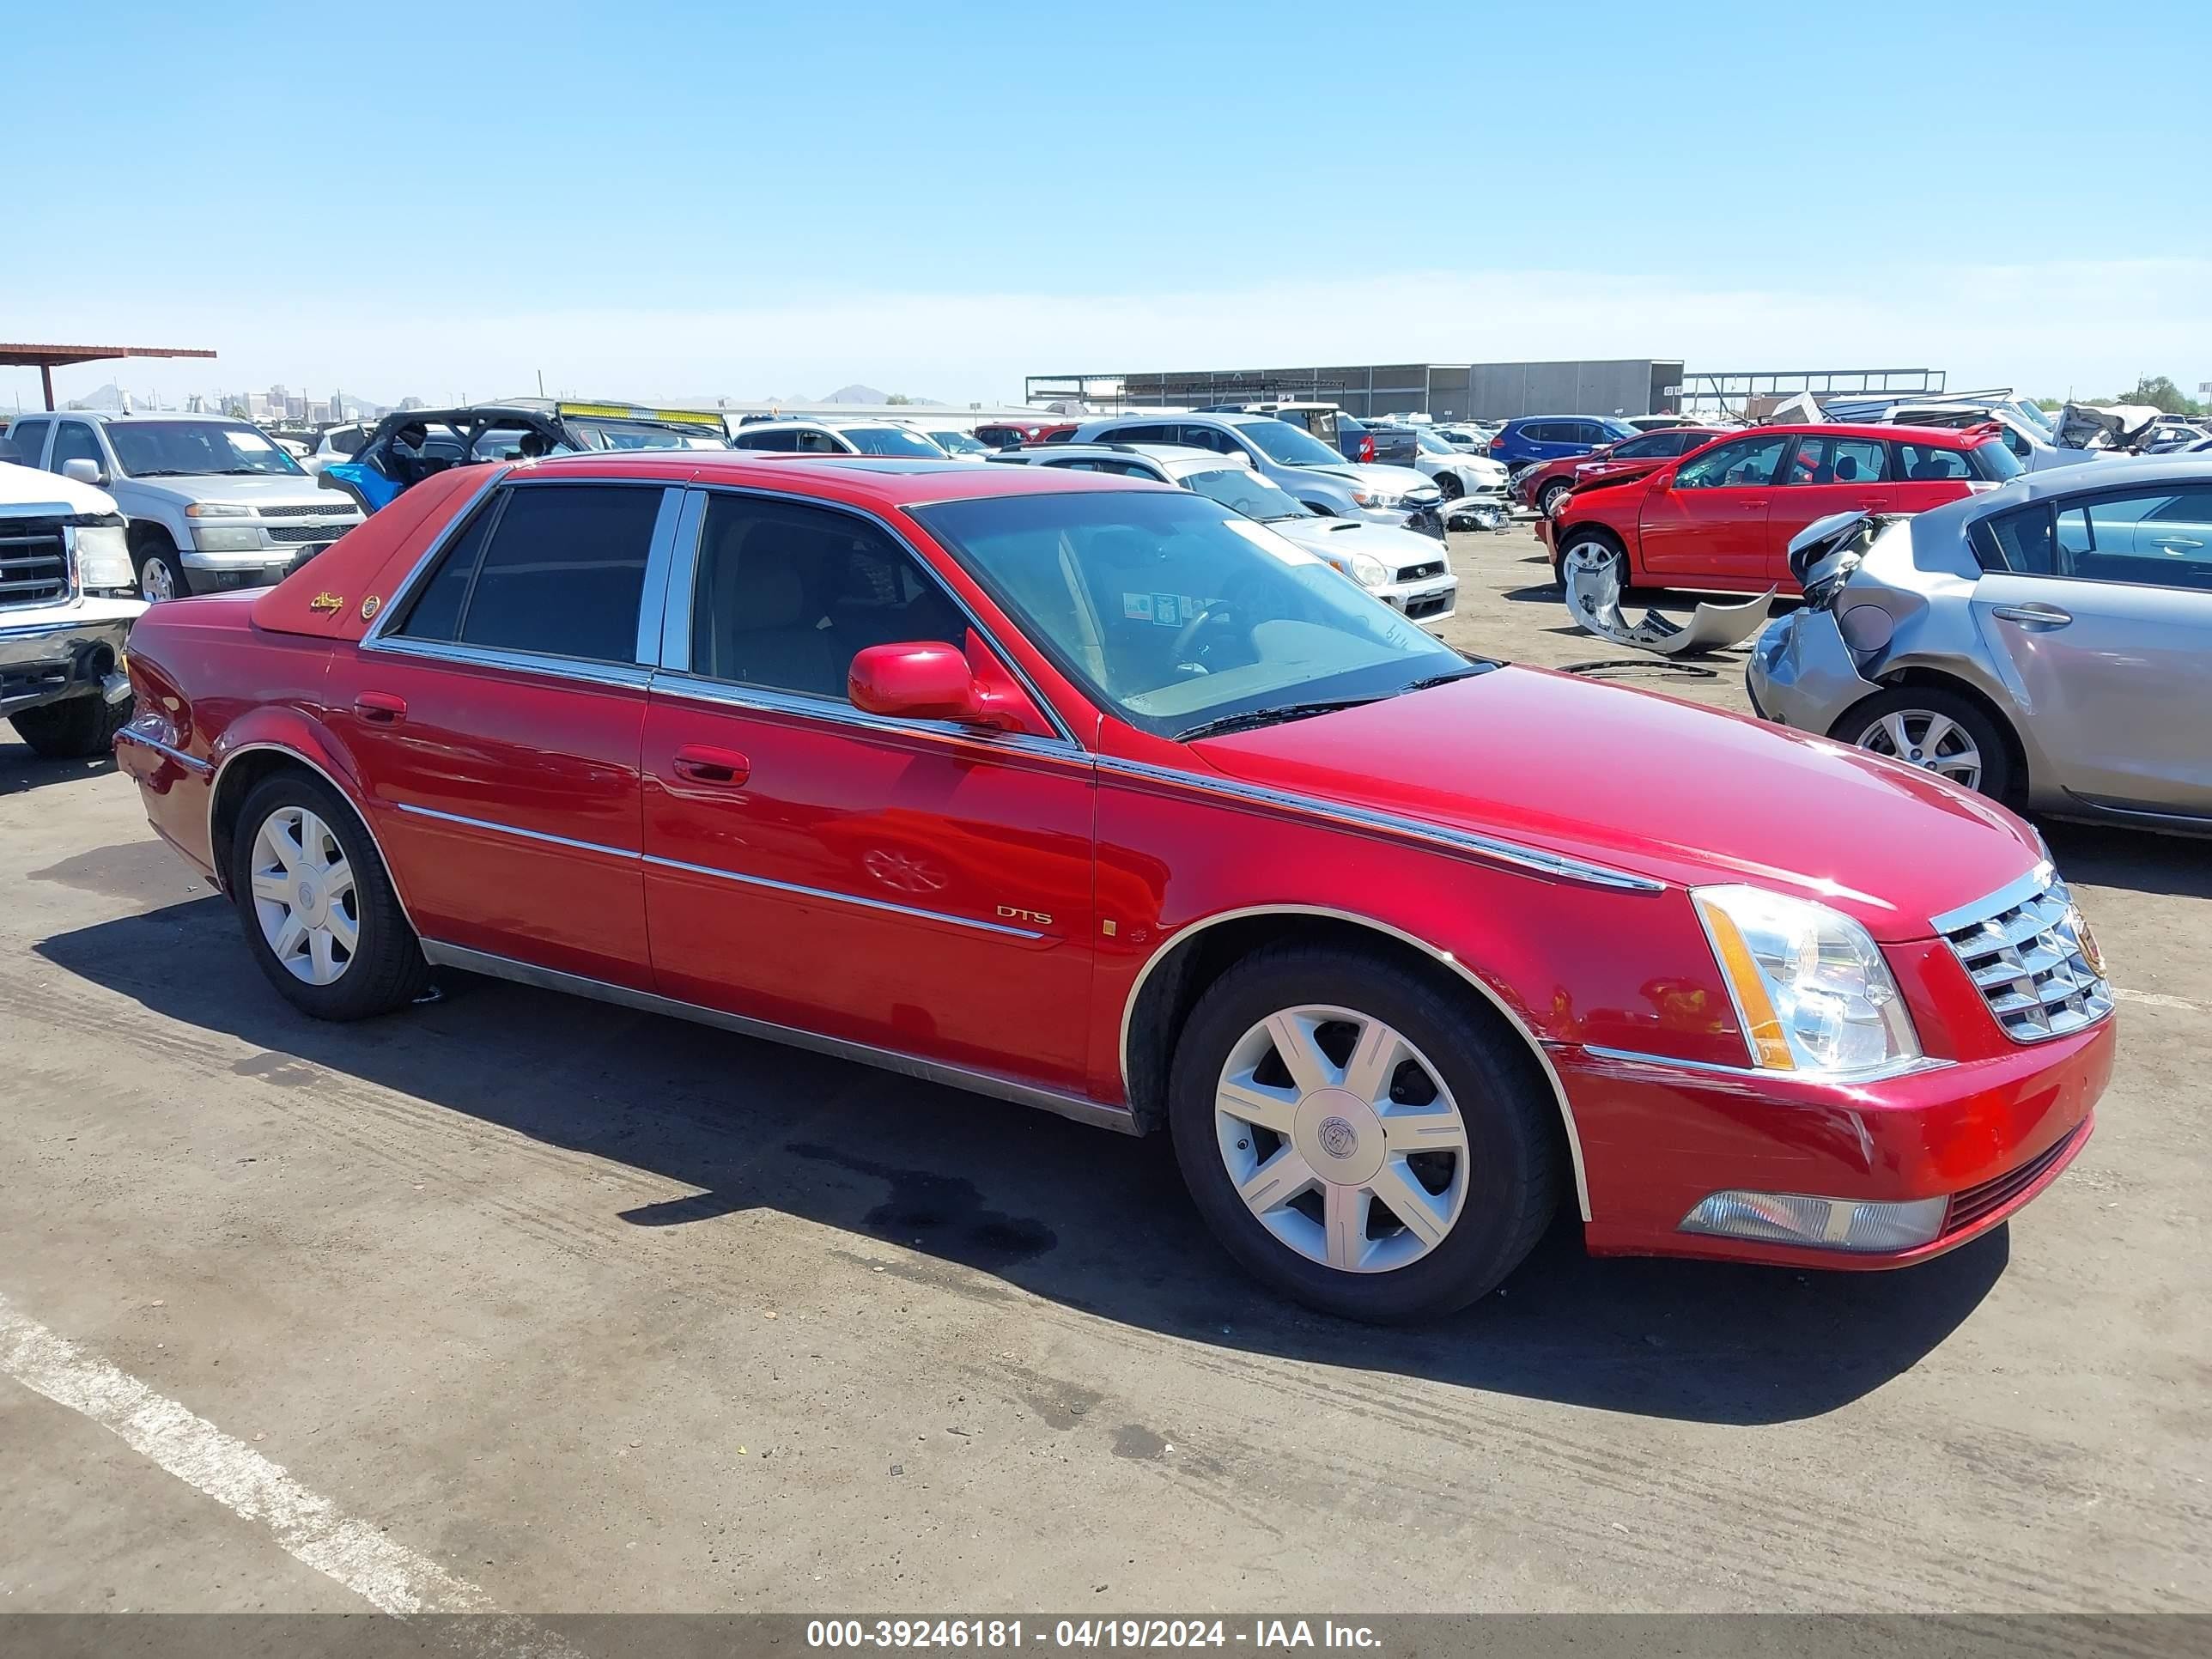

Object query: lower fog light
[1680,1190,1947,1253]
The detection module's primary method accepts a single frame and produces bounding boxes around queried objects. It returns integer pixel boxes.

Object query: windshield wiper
[1402,664,1495,692]
[125,468,190,477]
[1174,697,1382,743]
[214,466,280,475]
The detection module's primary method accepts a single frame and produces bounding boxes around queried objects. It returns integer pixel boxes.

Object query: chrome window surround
[417,939,1135,1136]
[1115,903,1596,1221]
[389,801,1047,940]
[1095,755,1665,894]
[653,483,1082,748]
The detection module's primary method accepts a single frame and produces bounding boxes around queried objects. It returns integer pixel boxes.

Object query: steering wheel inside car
[1170,599,1239,672]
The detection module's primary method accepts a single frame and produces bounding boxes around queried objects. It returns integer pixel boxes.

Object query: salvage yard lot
[2,521,2207,1615]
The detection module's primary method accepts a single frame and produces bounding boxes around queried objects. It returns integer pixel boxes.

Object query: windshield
[1183,466,1309,522]
[1415,429,1458,454]
[1237,417,1347,470]
[569,417,728,452]
[929,429,989,455]
[1597,419,1640,442]
[912,491,1462,739]
[842,426,947,458]
[106,421,304,477]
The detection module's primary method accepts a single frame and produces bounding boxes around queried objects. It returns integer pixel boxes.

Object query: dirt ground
[2,524,2206,1619]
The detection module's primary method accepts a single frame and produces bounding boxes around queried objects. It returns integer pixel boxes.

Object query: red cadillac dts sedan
[114,452,2112,1322]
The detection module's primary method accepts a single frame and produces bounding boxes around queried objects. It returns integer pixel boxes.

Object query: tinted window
[1895,441,1972,481]
[687,494,969,701]
[400,484,660,661]
[1781,435,1890,484]
[1611,432,1674,459]
[1521,422,1564,443]
[393,496,504,641]
[1178,423,1242,454]
[9,419,52,464]
[1103,423,1176,444]
[49,422,105,474]
[328,426,367,456]
[733,426,800,451]
[1675,434,1788,489]
[1979,505,2057,575]
[1978,487,2212,588]
[1969,439,2024,482]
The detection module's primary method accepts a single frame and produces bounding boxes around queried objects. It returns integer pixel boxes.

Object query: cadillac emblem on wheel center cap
[1295,1088,1386,1185]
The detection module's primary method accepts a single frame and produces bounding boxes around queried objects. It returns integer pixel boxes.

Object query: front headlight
[68,523,134,590]
[1322,550,1390,587]
[1348,489,1402,510]
[1692,884,1920,1075]
[184,501,253,520]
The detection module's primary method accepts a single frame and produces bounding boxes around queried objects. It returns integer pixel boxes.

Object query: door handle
[2151,536,2204,553]
[1991,603,2073,629]
[672,744,750,786]
[353,691,407,723]
[1741,498,1769,508]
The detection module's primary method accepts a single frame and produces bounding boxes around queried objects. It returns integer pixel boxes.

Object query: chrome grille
[1937,866,2112,1042]
[259,503,359,520]
[1,520,70,608]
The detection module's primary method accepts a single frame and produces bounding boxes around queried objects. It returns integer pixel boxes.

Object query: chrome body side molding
[115,724,213,775]
[1096,756,1666,894]
[1115,902,1595,1221]
[420,939,1138,1137]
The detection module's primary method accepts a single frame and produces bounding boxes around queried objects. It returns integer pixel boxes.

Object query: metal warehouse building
[1026,360,1687,422]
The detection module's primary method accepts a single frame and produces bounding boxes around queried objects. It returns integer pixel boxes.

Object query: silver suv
[1071,412,1444,539]
[729,416,957,459]
[7,411,363,601]
[994,443,1457,628]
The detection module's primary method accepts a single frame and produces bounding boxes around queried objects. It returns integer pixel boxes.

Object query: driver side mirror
[61,458,106,486]
[848,635,1055,738]
[1649,469,1674,493]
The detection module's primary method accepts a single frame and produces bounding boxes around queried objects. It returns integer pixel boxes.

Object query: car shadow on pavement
[2043,819,2212,902]
[0,736,119,797]
[38,892,2007,1429]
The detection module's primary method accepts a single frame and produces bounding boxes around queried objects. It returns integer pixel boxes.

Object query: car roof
[1007,442,1235,472]
[71,410,252,423]
[516,449,1174,508]
[1089,410,1273,429]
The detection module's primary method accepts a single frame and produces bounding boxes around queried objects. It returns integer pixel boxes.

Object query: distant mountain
[820,383,888,404]
[65,382,128,410]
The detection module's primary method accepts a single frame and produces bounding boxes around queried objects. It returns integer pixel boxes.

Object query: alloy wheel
[1213,1005,1469,1274]
[1562,541,1625,616]
[1855,708,1984,790]
[248,805,360,985]
[140,556,176,602]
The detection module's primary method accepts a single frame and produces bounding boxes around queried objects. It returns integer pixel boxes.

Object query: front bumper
[182,541,344,589]
[0,604,139,720]
[1350,503,1447,540]
[1563,1013,2114,1269]
[1373,573,1458,629]
[1744,606,1881,735]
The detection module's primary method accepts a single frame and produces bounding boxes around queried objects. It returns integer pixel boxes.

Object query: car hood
[1263,516,1452,563]
[1187,665,2042,942]
[114,471,336,510]
[0,459,118,516]
[1293,460,1441,496]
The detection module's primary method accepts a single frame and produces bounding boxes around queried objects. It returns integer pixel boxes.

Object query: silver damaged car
[1747,458,2212,834]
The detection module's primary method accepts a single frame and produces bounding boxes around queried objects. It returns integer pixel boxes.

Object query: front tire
[228,771,428,1020]
[134,533,191,602]
[1436,472,1463,501]
[1537,478,1572,517]
[1833,687,2012,799]
[1168,945,1559,1323]
[9,693,132,758]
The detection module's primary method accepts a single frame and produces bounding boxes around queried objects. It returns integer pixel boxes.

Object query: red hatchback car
[115,452,2111,1322]
[1541,422,2024,598]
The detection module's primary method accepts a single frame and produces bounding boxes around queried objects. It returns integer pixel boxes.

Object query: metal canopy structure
[2,342,219,411]
[1671,367,1945,417]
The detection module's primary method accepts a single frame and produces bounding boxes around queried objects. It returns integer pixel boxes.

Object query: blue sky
[8,1,2208,410]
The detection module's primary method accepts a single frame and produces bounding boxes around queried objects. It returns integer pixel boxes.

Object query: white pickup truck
[0,459,144,757]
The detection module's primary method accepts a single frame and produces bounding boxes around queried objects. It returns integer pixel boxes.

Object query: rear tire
[1168,945,1559,1323]
[228,770,429,1020]
[1832,686,2013,799]
[9,693,132,759]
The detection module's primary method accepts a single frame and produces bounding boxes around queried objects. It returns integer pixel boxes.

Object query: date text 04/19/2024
[805,1621,1383,1650]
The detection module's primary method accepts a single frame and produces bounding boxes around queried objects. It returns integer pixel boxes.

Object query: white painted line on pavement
[0,1288,503,1620]
[2115,987,2203,1013]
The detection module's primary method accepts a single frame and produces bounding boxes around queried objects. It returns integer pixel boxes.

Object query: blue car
[1486,415,1640,471]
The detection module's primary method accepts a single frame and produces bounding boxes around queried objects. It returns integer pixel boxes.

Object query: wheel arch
[1835,665,2033,802]
[1552,519,1627,578]
[206,736,418,933]
[1118,904,1591,1220]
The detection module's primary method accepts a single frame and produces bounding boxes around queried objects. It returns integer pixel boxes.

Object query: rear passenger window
[1105,423,1176,444]
[7,418,51,463]
[396,483,662,663]
[687,495,970,703]
[1780,435,1889,484]
[734,427,799,451]
[1896,442,1972,481]
[1978,505,2057,574]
